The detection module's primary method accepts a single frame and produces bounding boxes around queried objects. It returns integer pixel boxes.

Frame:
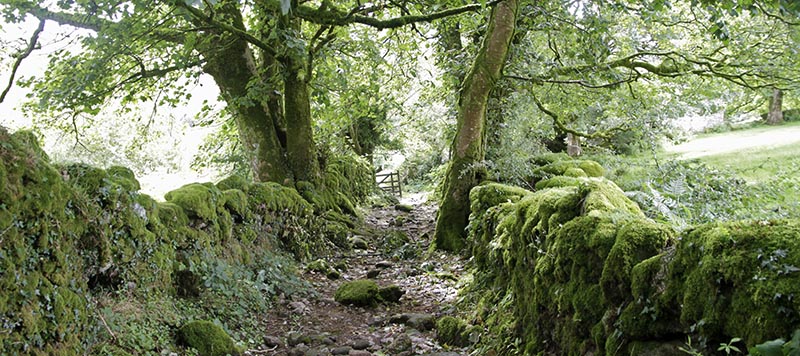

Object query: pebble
[331,346,352,355]
[366,269,380,278]
[351,338,371,350]
[263,335,283,348]
[348,350,372,356]
[375,260,393,269]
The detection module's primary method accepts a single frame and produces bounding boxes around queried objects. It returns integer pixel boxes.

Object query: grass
[698,143,800,184]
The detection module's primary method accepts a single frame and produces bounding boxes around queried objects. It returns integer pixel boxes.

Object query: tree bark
[281,13,321,184]
[201,0,291,183]
[767,88,784,125]
[566,133,582,156]
[434,0,519,252]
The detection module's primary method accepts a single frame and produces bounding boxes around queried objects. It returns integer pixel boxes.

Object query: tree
[432,0,800,251]
[0,0,493,186]
[767,88,784,125]
[434,0,519,252]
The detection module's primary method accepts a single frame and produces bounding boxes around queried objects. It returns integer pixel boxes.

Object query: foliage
[463,155,800,355]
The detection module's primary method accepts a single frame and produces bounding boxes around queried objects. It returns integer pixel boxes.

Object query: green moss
[221,189,248,219]
[436,316,469,347]
[216,174,250,192]
[107,165,141,191]
[164,183,222,221]
[534,176,582,190]
[564,167,588,178]
[334,279,380,306]
[306,259,330,274]
[378,285,404,303]
[178,320,240,356]
[671,220,800,346]
[247,182,312,216]
[601,220,673,305]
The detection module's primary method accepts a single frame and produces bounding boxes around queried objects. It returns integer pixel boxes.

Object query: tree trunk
[767,88,784,125]
[281,11,321,184]
[201,0,290,183]
[566,133,582,156]
[434,0,519,252]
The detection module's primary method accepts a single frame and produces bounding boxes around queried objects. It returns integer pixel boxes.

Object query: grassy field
[698,143,800,184]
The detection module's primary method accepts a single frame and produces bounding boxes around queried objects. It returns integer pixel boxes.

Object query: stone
[327,269,341,279]
[331,346,352,355]
[375,260,393,269]
[378,285,404,303]
[349,236,369,250]
[386,333,413,354]
[288,345,309,356]
[390,313,436,331]
[263,335,283,348]
[177,320,240,356]
[334,280,380,306]
[366,269,381,278]
[348,350,372,356]
[287,331,312,347]
[395,203,414,212]
[352,338,371,350]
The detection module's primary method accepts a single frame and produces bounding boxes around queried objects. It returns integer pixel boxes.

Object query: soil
[248,200,468,356]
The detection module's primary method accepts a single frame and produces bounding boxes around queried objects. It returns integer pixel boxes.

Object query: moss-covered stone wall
[467,157,800,355]
[0,127,372,354]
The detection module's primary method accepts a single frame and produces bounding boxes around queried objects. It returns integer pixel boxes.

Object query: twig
[97,310,117,342]
[1,19,45,104]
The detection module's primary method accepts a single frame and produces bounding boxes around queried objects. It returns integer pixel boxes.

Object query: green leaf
[280,0,291,15]
[755,339,786,356]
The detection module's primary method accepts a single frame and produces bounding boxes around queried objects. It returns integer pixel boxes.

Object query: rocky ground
[247,200,469,356]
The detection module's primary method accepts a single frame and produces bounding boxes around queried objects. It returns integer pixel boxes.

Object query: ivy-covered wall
[467,158,800,355]
[0,127,372,355]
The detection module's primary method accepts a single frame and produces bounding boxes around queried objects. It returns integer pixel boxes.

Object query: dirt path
[249,202,466,356]
[664,124,800,159]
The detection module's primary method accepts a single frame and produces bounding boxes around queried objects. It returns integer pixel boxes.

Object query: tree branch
[294,0,502,29]
[1,18,45,104]
[171,0,277,56]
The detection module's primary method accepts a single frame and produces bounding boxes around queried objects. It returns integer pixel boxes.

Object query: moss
[578,178,642,216]
[600,220,673,305]
[178,320,240,356]
[436,316,469,347]
[221,189,248,219]
[670,220,800,346]
[534,176,582,190]
[334,279,380,306]
[564,167,588,178]
[216,174,250,192]
[164,183,222,221]
[395,203,414,212]
[378,285,404,303]
[247,182,312,216]
[306,259,330,274]
[107,165,141,191]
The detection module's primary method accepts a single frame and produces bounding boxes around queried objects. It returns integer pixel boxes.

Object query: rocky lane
[251,202,468,356]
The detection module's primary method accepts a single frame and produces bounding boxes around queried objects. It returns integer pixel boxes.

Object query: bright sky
[0,17,222,200]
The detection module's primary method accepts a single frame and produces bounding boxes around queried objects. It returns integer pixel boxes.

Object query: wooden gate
[375,171,402,197]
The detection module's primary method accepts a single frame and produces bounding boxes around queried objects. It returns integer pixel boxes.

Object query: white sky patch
[0,16,224,200]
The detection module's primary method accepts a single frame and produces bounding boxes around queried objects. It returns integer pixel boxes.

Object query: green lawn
[698,142,800,184]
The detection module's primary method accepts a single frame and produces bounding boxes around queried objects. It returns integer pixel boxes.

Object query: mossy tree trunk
[201,0,291,183]
[767,88,784,125]
[197,0,322,185]
[434,0,519,252]
[281,12,321,184]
